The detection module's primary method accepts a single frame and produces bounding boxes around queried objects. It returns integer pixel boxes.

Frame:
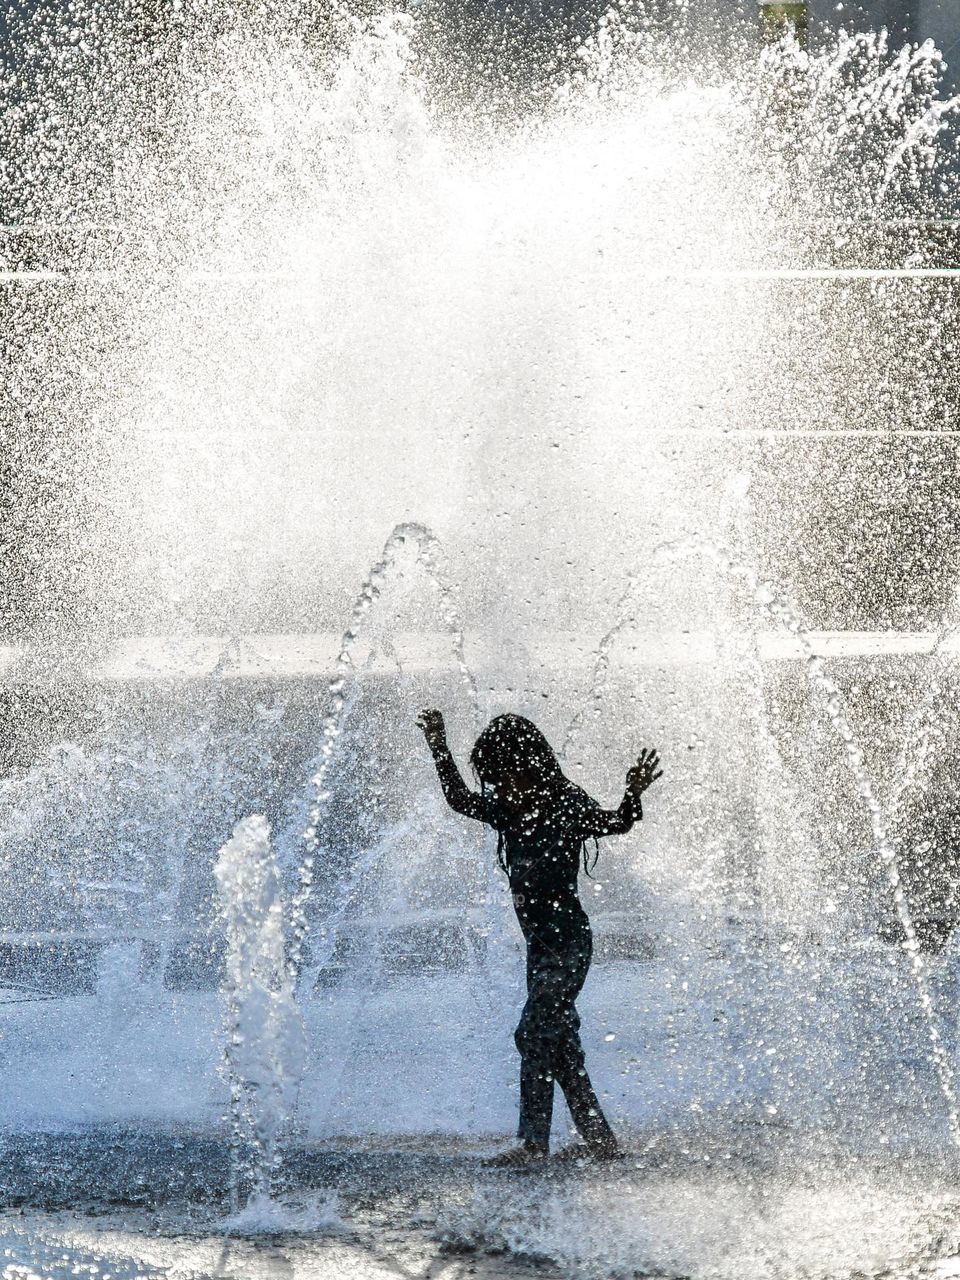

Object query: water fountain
[214,814,305,1210]
[4,0,960,1274]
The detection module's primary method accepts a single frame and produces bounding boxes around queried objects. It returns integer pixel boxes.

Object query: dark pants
[514,930,616,1152]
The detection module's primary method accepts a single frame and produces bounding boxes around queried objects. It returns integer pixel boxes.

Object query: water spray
[654,532,960,1145]
[286,521,480,993]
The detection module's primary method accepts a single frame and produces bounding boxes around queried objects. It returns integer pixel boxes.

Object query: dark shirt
[430,743,642,951]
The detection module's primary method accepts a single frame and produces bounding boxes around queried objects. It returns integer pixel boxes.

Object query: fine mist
[2,7,960,1274]
[3,1,955,646]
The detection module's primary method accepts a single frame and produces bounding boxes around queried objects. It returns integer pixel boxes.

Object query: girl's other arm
[583,748,662,837]
[417,709,488,822]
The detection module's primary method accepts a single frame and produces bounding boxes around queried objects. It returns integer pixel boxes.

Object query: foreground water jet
[215,815,305,1208]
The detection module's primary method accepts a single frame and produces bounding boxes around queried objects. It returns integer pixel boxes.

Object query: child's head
[469,714,563,807]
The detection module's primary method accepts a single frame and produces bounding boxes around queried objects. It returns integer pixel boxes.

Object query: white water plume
[8,2,957,640]
[215,815,306,1206]
[3,9,960,1276]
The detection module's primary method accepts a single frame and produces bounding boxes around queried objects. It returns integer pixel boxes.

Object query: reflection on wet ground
[4,1128,960,1279]
[0,1131,541,1279]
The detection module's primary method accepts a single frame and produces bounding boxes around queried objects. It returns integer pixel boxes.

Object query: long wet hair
[469,714,599,876]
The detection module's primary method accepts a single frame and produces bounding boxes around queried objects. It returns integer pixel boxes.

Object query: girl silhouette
[417,709,661,1166]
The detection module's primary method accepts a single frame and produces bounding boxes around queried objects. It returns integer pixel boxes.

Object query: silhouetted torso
[495,786,599,947]
[430,751,640,952]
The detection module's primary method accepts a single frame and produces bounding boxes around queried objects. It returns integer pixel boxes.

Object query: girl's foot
[552,1143,592,1164]
[589,1139,625,1162]
[553,1139,625,1164]
[482,1143,548,1169]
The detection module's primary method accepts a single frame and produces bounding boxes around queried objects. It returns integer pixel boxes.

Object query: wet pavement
[0,1130,551,1278]
[3,1128,960,1279]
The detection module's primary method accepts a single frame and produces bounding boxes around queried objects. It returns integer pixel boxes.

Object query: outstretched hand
[417,708,447,751]
[626,748,662,799]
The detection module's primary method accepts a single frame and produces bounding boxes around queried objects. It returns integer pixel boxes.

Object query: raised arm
[581,748,662,838]
[417,709,489,823]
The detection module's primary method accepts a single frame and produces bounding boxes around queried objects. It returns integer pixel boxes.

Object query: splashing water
[214,815,305,1207]
[285,521,480,992]
[3,0,960,1272]
[654,531,960,1144]
[4,3,956,641]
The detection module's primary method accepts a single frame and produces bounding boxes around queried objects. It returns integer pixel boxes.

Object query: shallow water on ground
[4,940,959,1279]
[3,1130,960,1280]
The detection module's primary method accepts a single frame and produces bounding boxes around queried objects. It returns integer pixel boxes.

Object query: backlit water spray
[3,0,960,1271]
[655,533,960,1142]
[215,815,305,1210]
[285,521,482,994]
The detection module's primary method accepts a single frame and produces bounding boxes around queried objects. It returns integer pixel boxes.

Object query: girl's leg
[517,1057,553,1152]
[554,1047,618,1153]
[514,946,566,1152]
[513,936,620,1157]
[554,945,620,1155]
